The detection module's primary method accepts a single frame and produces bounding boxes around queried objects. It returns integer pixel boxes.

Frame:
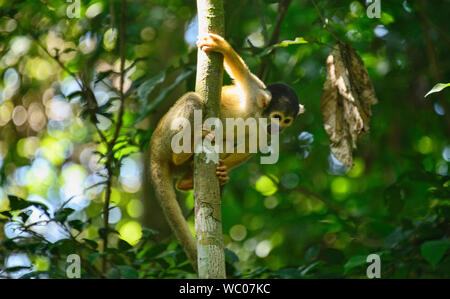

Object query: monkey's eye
[271,113,282,120]
[283,118,292,126]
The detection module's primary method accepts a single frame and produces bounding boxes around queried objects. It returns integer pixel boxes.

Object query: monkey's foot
[176,177,194,191]
[216,159,229,185]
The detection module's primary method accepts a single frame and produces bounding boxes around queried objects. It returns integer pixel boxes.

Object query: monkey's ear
[257,91,271,110]
[298,104,305,115]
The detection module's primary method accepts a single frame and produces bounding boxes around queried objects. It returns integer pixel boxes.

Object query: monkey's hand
[197,33,230,55]
[216,159,229,185]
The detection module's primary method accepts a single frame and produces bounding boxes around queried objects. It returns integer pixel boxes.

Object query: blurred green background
[0,0,449,278]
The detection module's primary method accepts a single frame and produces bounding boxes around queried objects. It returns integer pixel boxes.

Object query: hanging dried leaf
[321,43,378,168]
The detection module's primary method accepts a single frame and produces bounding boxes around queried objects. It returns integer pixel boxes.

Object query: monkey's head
[264,83,304,133]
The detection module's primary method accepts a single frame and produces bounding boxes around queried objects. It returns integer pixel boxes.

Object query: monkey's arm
[197,34,270,109]
[197,34,254,85]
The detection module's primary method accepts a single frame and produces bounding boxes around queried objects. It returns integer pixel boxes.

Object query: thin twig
[310,0,340,42]
[109,0,116,28]
[101,0,127,277]
[258,0,292,79]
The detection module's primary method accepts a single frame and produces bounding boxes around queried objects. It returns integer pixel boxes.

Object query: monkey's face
[263,83,304,134]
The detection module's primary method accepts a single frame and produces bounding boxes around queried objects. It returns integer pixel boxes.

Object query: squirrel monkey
[150,33,304,271]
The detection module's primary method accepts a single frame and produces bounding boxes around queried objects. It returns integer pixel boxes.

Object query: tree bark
[194,0,226,278]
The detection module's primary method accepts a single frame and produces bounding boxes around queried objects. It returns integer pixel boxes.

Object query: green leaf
[322,248,346,265]
[68,220,86,232]
[98,228,120,239]
[141,227,159,240]
[225,248,239,263]
[19,211,31,223]
[50,239,77,255]
[277,37,309,47]
[118,265,139,278]
[425,83,450,97]
[8,195,33,210]
[7,195,49,214]
[53,208,75,223]
[88,252,103,264]
[83,238,98,250]
[300,261,324,276]
[304,245,320,264]
[257,37,308,57]
[95,70,114,84]
[421,240,449,267]
[154,249,177,260]
[5,266,32,272]
[67,90,83,101]
[344,255,367,274]
[135,69,193,124]
[137,71,166,103]
[272,267,303,278]
[0,211,12,218]
[118,239,133,251]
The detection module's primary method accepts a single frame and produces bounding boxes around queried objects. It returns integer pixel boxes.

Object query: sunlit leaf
[424,83,450,98]
[257,37,308,57]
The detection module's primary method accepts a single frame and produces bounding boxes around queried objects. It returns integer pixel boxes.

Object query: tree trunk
[194,0,226,278]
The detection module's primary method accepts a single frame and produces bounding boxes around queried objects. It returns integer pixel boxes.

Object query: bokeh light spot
[127,199,143,218]
[119,221,142,246]
[255,175,278,196]
[417,136,433,154]
[255,240,272,258]
[347,157,365,178]
[229,224,247,241]
[331,177,350,200]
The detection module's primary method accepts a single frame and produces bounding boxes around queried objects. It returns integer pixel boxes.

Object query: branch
[194,0,226,279]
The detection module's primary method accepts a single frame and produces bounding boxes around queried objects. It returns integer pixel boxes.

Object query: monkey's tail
[149,156,198,272]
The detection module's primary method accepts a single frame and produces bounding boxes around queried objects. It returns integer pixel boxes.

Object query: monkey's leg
[172,153,193,166]
[176,173,194,191]
[172,129,214,168]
